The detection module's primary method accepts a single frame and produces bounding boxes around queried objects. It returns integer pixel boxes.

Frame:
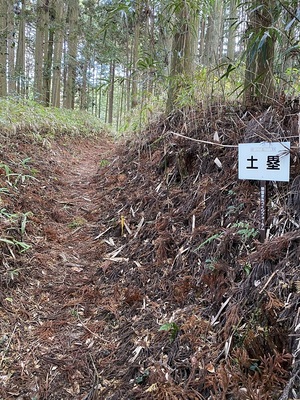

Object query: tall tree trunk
[243,0,276,106]
[126,39,131,112]
[146,0,155,96]
[15,0,26,96]
[97,63,104,119]
[278,9,295,93]
[51,0,64,107]
[118,76,125,128]
[199,18,206,65]
[62,35,67,104]
[34,0,48,102]
[7,1,15,95]
[108,59,115,124]
[91,57,96,115]
[0,0,8,97]
[227,0,237,61]
[166,1,199,114]
[203,0,223,66]
[64,0,79,109]
[80,58,88,110]
[131,0,141,109]
[43,2,53,106]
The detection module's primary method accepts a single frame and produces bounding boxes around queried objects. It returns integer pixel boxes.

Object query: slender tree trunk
[91,59,97,115]
[199,18,206,65]
[108,59,115,124]
[0,0,8,97]
[203,0,223,66]
[118,77,125,129]
[80,59,87,110]
[42,1,50,105]
[166,1,199,114]
[131,0,141,108]
[243,0,276,106]
[51,0,64,107]
[64,0,79,109]
[126,41,131,112]
[146,0,155,96]
[7,1,15,95]
[278,11,294,93]
[62,36,67,104]
[44,18,53,105]
[15,0,26,95]
[98,63,104,119]
[98,85,101,118]
[160,3,172,75]
[105,73,109,123]
[42,0,51,105]
[227,0,237,61]
[34,0,48,102]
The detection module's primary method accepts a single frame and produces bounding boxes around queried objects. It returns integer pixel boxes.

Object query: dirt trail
[1,137,115,399]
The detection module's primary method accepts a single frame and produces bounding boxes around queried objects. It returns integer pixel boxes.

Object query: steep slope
[91,105,299,399]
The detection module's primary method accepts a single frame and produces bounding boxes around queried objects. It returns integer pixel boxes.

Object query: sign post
[238,142,290,242]
[260,180,267,242]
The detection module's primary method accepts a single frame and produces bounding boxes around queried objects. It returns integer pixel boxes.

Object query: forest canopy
[0,0,299,127]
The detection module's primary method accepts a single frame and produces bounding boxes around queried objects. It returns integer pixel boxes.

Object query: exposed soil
[0,105,299,400]
[0,135,115,399]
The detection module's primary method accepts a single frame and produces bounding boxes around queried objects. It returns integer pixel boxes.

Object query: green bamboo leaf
[258,31,270,51]
[285,17,295,31]
[194,233,222,250]
[216,64,236,82]
[0,238,15,246]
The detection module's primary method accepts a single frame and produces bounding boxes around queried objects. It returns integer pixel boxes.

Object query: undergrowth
[0,97,110,139]
[0,98,111,284]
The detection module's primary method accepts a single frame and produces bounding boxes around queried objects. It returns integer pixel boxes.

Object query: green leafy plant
[159,322,180,342]
[20,157,31,166]
[0,161,38,186]
[10,172,38,186]
[195,222,258,252]
[1,209,32,237]
[0,238,31,253]
[225,203,244,217]
[0,208,19,220]
[0,98,109,138]
[5,297,13,303]
[7,268,21,281]
[20,212,33,237]
[205,258,218,271]
[0,162,12,178]
[232,221,258,241]
[249,361,261,373]
[195,233,222,250]
[68,217,86,229]
[70,308,79,318]
[243,261,252,276]
[135,369,150,384]
[99,159,110,167]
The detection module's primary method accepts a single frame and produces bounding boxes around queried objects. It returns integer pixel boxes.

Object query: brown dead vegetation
[0,103,299,399]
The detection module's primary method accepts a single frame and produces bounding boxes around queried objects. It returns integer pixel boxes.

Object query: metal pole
[260,180,267,242]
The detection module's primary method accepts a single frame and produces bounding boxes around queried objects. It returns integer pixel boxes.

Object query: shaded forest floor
[0,104,299,399]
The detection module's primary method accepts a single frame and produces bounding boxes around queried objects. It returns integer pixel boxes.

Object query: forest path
[1,136,117,399]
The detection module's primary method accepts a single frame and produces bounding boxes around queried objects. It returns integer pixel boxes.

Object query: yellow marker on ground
[120,215,125,236]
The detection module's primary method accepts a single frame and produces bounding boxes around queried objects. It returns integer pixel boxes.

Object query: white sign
[238,142,290,182]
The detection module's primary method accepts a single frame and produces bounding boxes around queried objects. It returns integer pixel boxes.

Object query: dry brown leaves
[0,104,299,399]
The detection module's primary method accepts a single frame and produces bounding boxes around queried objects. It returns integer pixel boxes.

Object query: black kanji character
[246,155,258,169]
[266,155,280,170]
